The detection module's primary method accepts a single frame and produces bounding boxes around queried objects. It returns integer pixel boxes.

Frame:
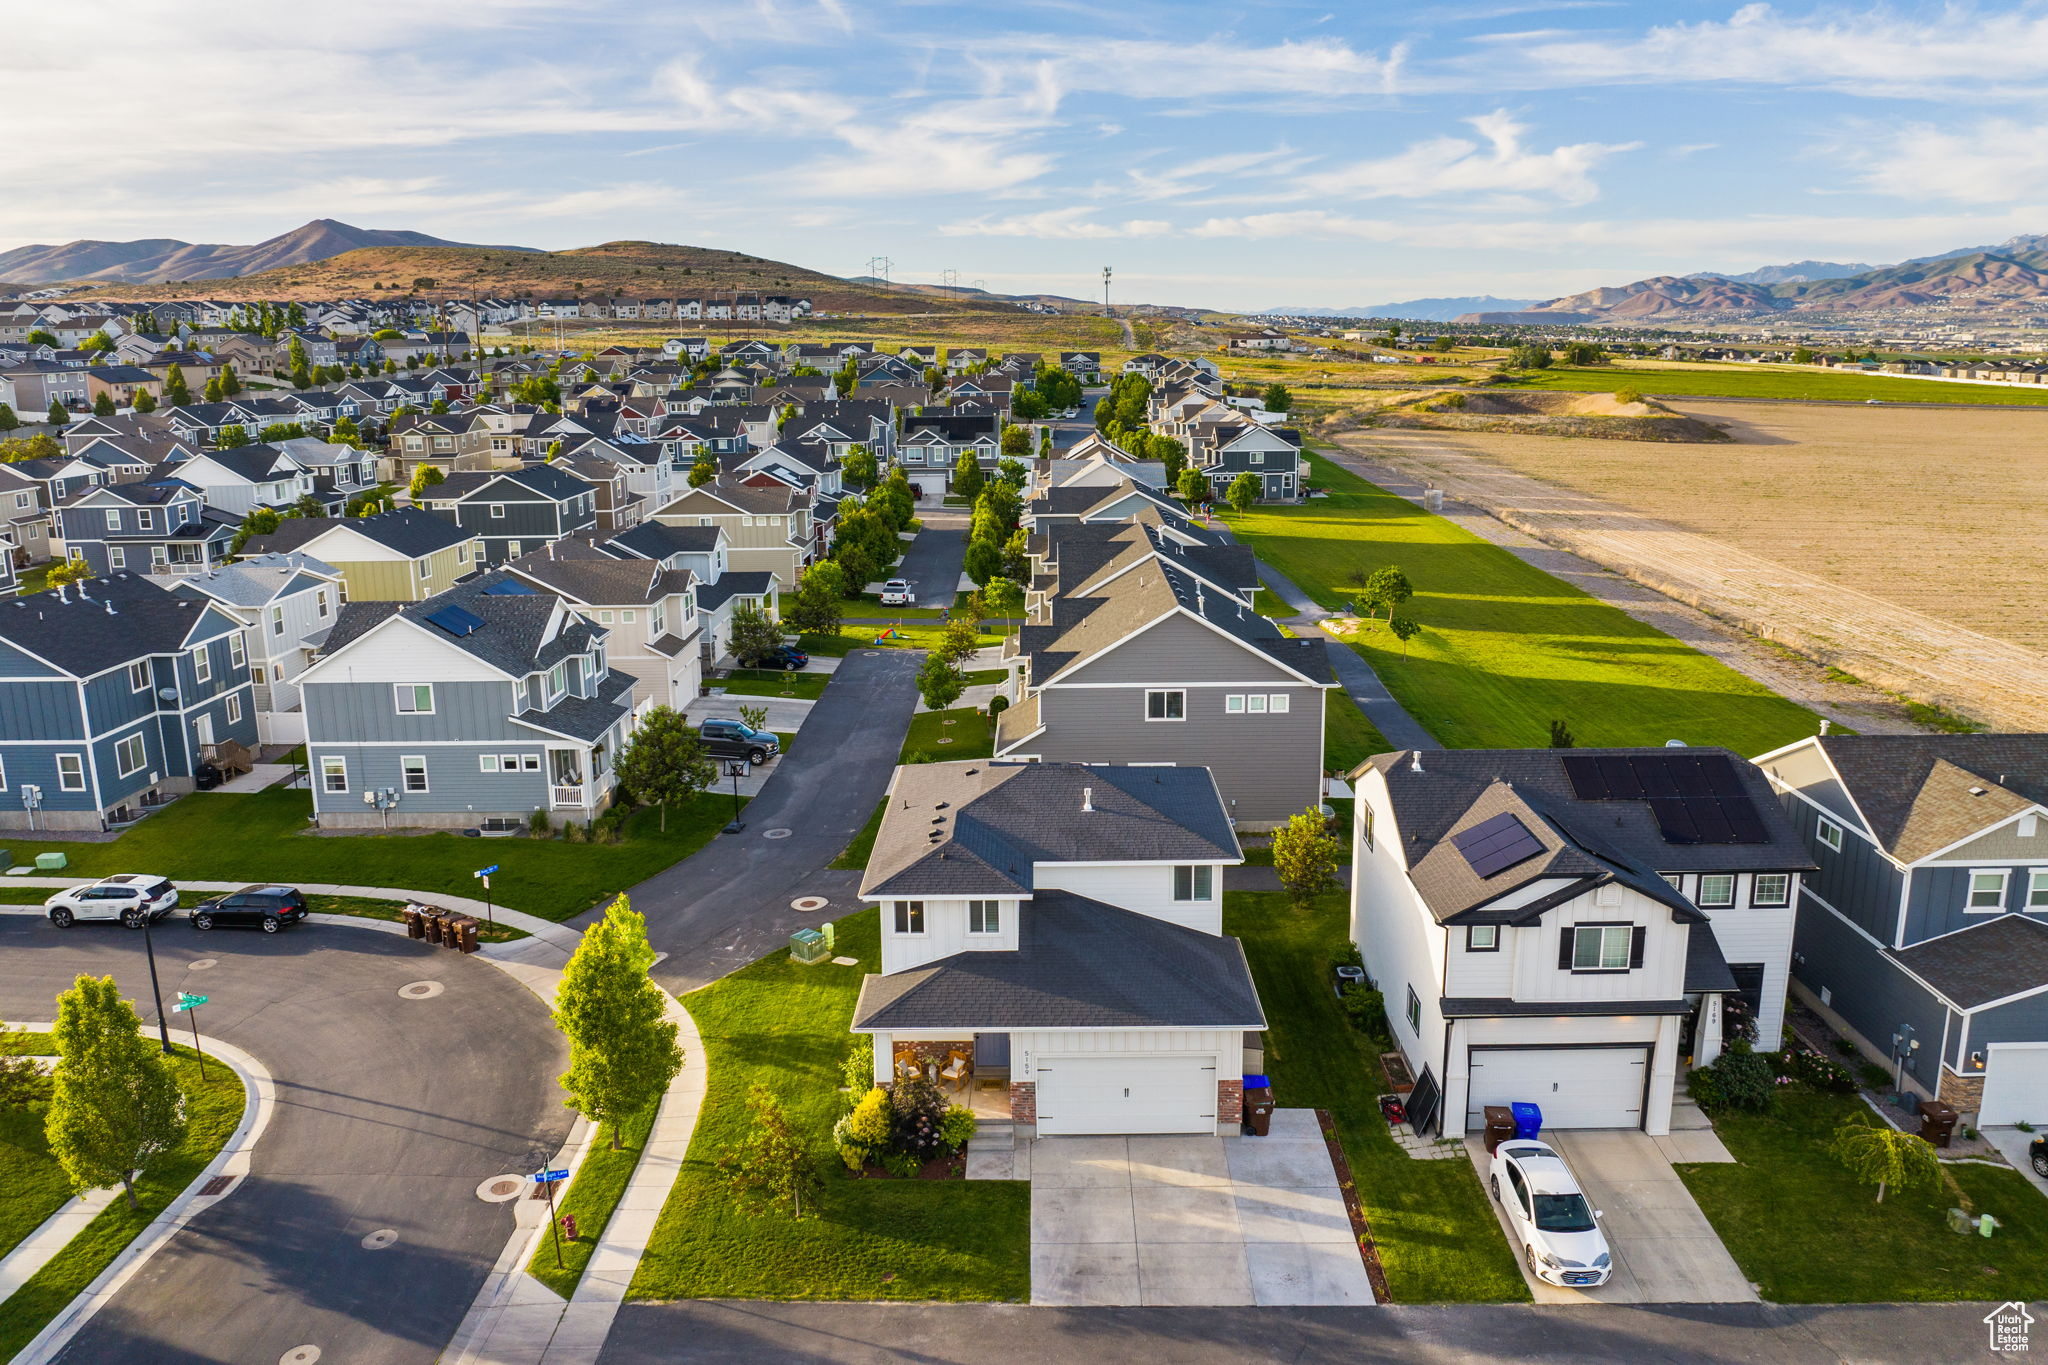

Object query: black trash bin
[1918,1099,1958,1148]
[452,917,479,954]
[1483,1105,1517,1155]
[1243,1078,1275,1137]
[423,910,445,945]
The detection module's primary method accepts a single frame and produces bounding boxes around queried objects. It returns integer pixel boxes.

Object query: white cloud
[1294,110,1635,205]
[940,209,1172,239]
[1839,118,2048,203]
[969,34,1404,102]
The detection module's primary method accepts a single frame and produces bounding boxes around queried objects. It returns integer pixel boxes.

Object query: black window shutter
[1558,927,1576,970]
[1630,926,1647,969]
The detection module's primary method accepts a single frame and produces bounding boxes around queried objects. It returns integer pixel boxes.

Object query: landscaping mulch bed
[1317,1107,1391,1304]
[850,1150,967,1181]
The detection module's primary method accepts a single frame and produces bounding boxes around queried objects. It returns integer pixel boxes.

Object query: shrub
[938,1104,977,1153]
[842,1086,891,1147]
[840,1040,874,1102]
[1330,941,1365,973]
[890,1075,948,1167]
[879,1149,923,1179]
[1833,1039,1858,1058]
[2018,1120,2036,1133]
[564,821,586,844]
[528,807,551,837]
[1340,983,1389,1046]
[1613,387,1642,405]
[1686,1064,1725,1111]
[987,694,1009,720]
[1702,1038,1776,1112]
[1777,1048,1856,1093]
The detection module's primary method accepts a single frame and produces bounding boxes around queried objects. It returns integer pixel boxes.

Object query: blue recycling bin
[1511,1102,1543,1140]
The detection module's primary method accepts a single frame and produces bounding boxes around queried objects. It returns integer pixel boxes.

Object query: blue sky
[18,1,2048,309]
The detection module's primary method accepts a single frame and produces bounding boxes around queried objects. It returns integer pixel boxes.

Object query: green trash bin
[34,852,67,871]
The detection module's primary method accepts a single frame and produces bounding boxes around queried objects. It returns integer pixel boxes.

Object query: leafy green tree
[1547,719,1576,749]
[727,601,786,666]
[553,896,683,1149]
[1387,614,1421,658]
[978,575,1023,620]
[230,506,282,555]
[1360,565,1413,621]
[47,558,92,589]
[0,1017,50,1110]
[1830,1112,1940,1203]
[79,332,114,353]
[330,414,360,447]
[1176,467,1209,504]
[1261,383,1293,413]
[916,651,963,712]
[26,329,57,348]
[786,561,845,636]
[259,423,306,442]
[92,391,116,416]
[219,363,241,397]
[0,402,16,432]
[46,974,186,1210]
[995,456,1027,486]
[162,364,191,406]
[287,336,311,389]
[133,388,157,413]
[1000,424,1031,458]
[1,432,63,462]
[1506,343,1552,370]
[717,1084,821,1219]
[1273,807,1342,906]
[951,451,984,501]
[1226,471,1260,513]
[1562,342,1605,366]
[215,424,250,449]
[1791,346,1815,364]
[46,398,68,427]
[202,376,224,403]
[408,463,445,500]
[962,536,1003,586]
[934,618,979,666]
[613,705,714,831]
[689,453,717,487]
[288,494,326,519]
[840,443,877,490]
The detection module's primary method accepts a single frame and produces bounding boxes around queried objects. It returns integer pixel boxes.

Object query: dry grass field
[1398,400,2048,651]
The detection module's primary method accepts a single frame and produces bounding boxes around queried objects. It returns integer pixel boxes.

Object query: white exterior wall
[1031,861,1229,934]
[880,896,1023,974]
[1444,929,1516,996]
[1513,887,1690,1003]
[1350,769,1450,1082]
[1013,1029,1243,1084]
[1665,871,1798,1046]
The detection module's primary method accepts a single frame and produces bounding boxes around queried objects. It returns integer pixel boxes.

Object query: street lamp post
[139,910,172,1054]
[722,760,747,835]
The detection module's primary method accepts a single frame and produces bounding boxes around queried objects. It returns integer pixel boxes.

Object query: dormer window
[1968,869,2010,912]
[968,900,1001,935]
[893,901,926,935]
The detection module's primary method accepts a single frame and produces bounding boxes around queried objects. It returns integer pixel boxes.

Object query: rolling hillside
[0,219,534,284]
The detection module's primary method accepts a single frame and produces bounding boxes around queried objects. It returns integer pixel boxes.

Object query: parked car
[1487,1139,1612,1287]
[191,885,310,933]
[878,579,914,606]
[756,644,809,671]
[696,718,780,765]
[45,875,179,929]
[2032,1136,2047,1178]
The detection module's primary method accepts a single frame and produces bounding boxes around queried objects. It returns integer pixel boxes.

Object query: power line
[865,256,894,283]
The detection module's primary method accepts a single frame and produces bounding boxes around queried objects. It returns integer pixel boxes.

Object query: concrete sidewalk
[1253,561,1436,752]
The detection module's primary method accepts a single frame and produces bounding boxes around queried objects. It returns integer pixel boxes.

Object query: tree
[91,391,116,416]
[1506,343,1552,370]
[1791,346,1815,365]
[46,558,92,589]
[289,493,326,520]
[1388,614,1421,658]
[934,618,979,666]
[1261,383,1293,413]
[202,376,224,404]
[916,651,963,712]
[1829,1113,1940,1203]
[1000,424,1031,458]
[1176,467,1209,504]
[46,974,186,1210]
[25,328,57,348]
[689,453,718,487]
[962,536,1003,587]
[162,363,191,406]
[951,450,984,502]
[613,706,714,832]
[133,388,157,413]
[840,443,877,490]
[0,1018,50,1110]
[408,463,445,501]
[979,575,1023,620]
[786,561,845,636]
[0,402,15,432]
[1272,807,1342,907]
[219,363,241,397]
[717,1084,821,1219]
[1,432,63,462]
[215,424,250,449]
[553,896,683,1149]
[1562,342,1605,366]
[1359,565,1413,621]
[1547,719,1576,749]
[230,506,282,556]
[1226,471,1260,514]
[727,601,785,666]
[287,335,311,389]
[46,398,68,427]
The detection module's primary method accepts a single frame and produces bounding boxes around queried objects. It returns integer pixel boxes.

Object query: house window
[968,900,1001,935]
[1246,694,1268,713]
[1817,815,1843,852]
[1268,693,1290,713]
[229,634,246,668]
[252,666,266,684]
[547,661,568,699]
[1968,869,2010,911]
[389,684,433,715]
[128,661,149,692]
[1568,924,1637,972]
[225,693,242,724]
[115,733,146,777]
[893,900,925,935]
[1172,864,1215,902]
[500,753,522,770]
[1697,874,1736,908]
[621,610,636,624]
[1467,924,1500,952]
[315,590,330,618]
[269,606,285,637]
[598,611,614,624]
[104,510,120,530]
[2028,869,2048,909]
[138,509,154,531]
[109,548,126,570]
[1752,873,1792,908]
[490,504,505,518]
[57,754,85,791]
[401,756,428,792]
[1145,689,1185,721]
[1405,985,1421,1031]
[192,646,211,684]
[1361,804,1374,851]
[1225,695,1245,713]
[479,755,500,772]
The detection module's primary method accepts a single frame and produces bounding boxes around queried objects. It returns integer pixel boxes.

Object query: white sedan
[1488,1139,1613,1287]
[46,875,180,929]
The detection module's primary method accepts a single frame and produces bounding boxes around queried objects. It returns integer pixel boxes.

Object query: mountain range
[0,220,536,284]
[1490,233,2048,323]
[1261,295,1539,321]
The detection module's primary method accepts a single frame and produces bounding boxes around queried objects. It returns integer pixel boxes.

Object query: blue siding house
[420,464,599,567]
[0,572,256,830]
[300,569,634,830]
[1757,733,2048,1126]
[55,482,238,577]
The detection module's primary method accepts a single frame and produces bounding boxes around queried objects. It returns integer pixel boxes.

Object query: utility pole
[1102,266,1113,312]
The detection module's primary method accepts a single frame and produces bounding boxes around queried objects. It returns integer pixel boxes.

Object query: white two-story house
[159,552,346,744]
[1351,747,1814,1138]
[852,761,1263,1137]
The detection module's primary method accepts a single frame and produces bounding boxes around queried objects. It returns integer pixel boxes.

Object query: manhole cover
[199,1175,235,1197]
[862,651,881,656]
[281,1348,321,1365]
[476,1175,527,1202]
[790,896,828,913]
[361,1228,398,1250]
[399,981,444,1000]
[936,737,953,744]
[188,958,218,971]
[763,827,793,839]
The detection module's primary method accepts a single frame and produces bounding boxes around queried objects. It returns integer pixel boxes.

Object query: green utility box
[34,852,67,871]
[789,927,828,965]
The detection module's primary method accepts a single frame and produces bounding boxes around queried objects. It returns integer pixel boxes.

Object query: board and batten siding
[305,680,528,745]
[0,679,87,741]
[1510,887,1690,1004]
[1029,862,1229,935]
[1784,788,1903,944]
[1961,992,2048,1068]
[1791,899,1948,1089]
[1906,865,2048,942]
[878,895,1022,974]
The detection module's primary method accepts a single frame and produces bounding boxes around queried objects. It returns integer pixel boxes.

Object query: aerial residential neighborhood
[0,6,2044,1365]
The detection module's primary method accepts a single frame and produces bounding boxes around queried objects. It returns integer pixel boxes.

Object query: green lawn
[528,1102,661,1299]
[16,564,51,596]
[798,619,1010,656]
[714,669,831,700]
[830,799,888,871]
[1325,691,1392,774]
[901,708,993,763]
[1679,1091,2048,1302]
[628,909,1029,1301]
[0,1045,245,1360]
[960,668,1007,687]
[1505,363,2048,406]
[1232,455,1824,753]
[0,1044,66,1267]
[1225,891,1527,1303]
[0,788,731,922]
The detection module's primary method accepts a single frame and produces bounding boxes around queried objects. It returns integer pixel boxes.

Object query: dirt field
[1384,400,2048,651]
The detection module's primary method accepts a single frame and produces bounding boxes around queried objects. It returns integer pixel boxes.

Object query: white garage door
[1466,1046,1648,1131]
[1036,1055,1216,1136]
[1980,1043,2048,1126]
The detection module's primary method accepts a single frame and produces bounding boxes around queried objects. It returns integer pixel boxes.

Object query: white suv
[878,579,915,606]
[1488,1139,1612,1287]
[46,875,180,929]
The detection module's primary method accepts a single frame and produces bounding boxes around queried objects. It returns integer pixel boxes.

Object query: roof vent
[1665,739,1687,748]
[1081,786,1094,812]
[1968,785,1987,796]
[1410,750,1423,773]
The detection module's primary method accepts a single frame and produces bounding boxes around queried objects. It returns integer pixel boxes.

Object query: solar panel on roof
[1451,811,1546,878]
[1595,755,1642,799]
[481,580,538,595]
[424,605,486,637]
[1722,798,1770,844]
[1632,756,1682,800]
[1560,754,1606,799]
[1701,754,1748,798]
[1649,795,1769,845]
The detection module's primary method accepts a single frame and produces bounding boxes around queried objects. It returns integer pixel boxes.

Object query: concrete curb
[11,1026,273,1365]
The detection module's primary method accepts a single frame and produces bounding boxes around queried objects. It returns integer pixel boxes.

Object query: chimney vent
[1410,750,1423,773]
[1081,786,1094,812]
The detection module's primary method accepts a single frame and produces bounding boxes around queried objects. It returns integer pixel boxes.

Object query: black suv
[192,885,310,933]
[696,718,780,765]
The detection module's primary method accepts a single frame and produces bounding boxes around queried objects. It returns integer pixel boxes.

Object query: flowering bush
[890,1075,949,1167]
[938,1104,977,1153]
[832,1085,893,1171]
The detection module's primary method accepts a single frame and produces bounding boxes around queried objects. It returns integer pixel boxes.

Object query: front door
[193,713,214,749]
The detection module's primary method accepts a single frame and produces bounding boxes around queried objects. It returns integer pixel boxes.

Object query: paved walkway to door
[1030,1110,1377,1308]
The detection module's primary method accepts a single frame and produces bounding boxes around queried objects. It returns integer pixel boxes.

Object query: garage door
[1980,1043,2048,1126]
[1466,1046,1648,1131]
[1036,1055,1216,1136]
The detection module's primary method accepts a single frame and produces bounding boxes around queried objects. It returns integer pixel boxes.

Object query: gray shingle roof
[504,552,689,606]
[862,761,1240,899]
[514,684,632,742]
[248,506,472,559]
[1808,735,2048,861]
[694,571,777,611]
[0,572,233,676]
[851,890,1263,1030]
[319,569,596,679]
[1888,914,2048,1009]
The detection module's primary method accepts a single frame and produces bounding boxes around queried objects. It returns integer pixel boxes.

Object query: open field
[1503,359,2048,406]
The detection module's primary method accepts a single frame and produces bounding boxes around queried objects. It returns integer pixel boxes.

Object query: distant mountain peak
[0,219,537,284]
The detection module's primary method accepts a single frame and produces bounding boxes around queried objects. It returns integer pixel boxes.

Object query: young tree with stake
[717,1084,821,1219]
[553,896,682,1150]
[1272,807,1342,907]
[46,974,187,1210]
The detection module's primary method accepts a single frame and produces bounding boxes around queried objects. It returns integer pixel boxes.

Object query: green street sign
[172,992,208,1013]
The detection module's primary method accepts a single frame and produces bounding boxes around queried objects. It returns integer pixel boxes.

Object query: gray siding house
[1756,733,2048,1126]
[0,572,257,830]
[421,464,600,567]
[301,569,634,829]
[55,483,238,577]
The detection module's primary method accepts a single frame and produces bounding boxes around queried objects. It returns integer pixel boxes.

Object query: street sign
[474,865,499,877]
[530,1168,570,1183]
[172,992,208,1013]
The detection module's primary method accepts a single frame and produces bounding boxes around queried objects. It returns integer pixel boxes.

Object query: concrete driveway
[1030,1110,1376,1309]
[1469,1130,1757,1304]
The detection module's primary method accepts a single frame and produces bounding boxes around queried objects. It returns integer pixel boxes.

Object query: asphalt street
[0,917,568,1365]
[890,513,967,608]
[600,1300,2024,1364]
